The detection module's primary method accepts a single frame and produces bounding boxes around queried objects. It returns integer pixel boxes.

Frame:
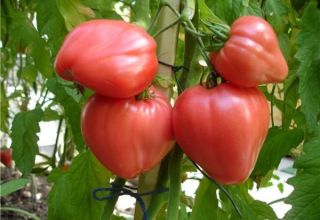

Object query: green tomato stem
[147,154,171,219]
[166,146,183,220]
[101,177,126,219]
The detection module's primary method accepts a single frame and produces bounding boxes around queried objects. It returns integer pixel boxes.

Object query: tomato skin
[81,89,174,179]
[211,16,288,87]
[55,19,158,98]
[173,84,269,184]
[0,148,13,168]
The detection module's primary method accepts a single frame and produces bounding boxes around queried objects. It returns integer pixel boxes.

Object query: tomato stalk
[134,0,181,219]
[167,146,183,220]
[101,177,126,219]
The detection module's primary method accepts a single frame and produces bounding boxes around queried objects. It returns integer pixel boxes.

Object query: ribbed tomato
[173,83,269,184]
[81,88,174,179]
[55,19,158,98]
[211,16,288,87]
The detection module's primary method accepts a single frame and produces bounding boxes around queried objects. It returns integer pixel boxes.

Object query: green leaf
[0,178,29,197]
[82,0,121,20]
[46,78,85,151]
[190,178,227,220]
[252,127,304,178]
[48,150,111,220]
[206,0,263,24]
[0,83,9,133]
[42,107,61,122]
[10,108,43,177]
[153,75,175,89]
[295,2,320,130]
[5,4,52,78]
[56,0,95,31]
[226,183,277,220]
[35,0,67,55]
[285,127,320,219]
[264,0,289,33]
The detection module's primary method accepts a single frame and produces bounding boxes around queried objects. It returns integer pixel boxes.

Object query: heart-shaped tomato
[173,83,269,184]
[81,88,174,179]
[55,19,158,98]
[211,16,288,87]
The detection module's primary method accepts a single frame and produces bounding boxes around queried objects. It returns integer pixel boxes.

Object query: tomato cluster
[173,16,287,184]
[55,16,287,184]
[55,20,174,179]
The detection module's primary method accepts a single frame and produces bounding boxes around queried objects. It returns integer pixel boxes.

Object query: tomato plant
[210,16,288,87]
[55,19,158,98]
[2,0,320,219]
[173,83,269,184]
[81,88,174,179]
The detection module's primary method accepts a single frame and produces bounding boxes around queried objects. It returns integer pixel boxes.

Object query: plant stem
[270,84,276,127]
[167,146,183,220]
[147,154,170,219]
[268,197,286,205]
[0,207,41,220]
[101,177,126,219]
[52,118,63,168]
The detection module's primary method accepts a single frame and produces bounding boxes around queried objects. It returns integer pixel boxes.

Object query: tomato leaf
[48,150,111,220]
[252,127,304,178]
[206,0,263,24]
[190,178,226,220]
[10,108,43,177]
[0,178,29,197]
[82,0,122,20]
[46,78,85,151]
[263,0,289,33]
[227,183,277,220]
[55,0,95,31]
[35,0,67,55]
[295,2,320,130]
[5,4,52,78]
[285,127,320,219]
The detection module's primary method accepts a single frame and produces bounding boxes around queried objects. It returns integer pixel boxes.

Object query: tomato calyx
[135,87,154,101]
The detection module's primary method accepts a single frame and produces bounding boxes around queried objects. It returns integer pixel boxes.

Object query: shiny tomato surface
[55,19,158,98]
[173,83,269,184]
[211,16,288,87]
[81,88,174,179]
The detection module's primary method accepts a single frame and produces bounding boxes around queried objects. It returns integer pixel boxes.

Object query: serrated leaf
[5,6,52,78]
[10,108,43,176]
[285,127,320,220]
[207,0,263,24]
[252,127,304,178]
[48,150,111,220]
[46,78,85,151]
[56,0,95,31]
[226,183,277,220]
[264,0,289,33]
[35,0,67,55]
[295,2,320,130]
[0,178,29,197]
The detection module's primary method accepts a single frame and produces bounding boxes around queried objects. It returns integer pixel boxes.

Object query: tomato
[211,16,288,87]
[81,88,174,179]
[173,83,269,184]
[55,19,158,98]
[0,148,13,168]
